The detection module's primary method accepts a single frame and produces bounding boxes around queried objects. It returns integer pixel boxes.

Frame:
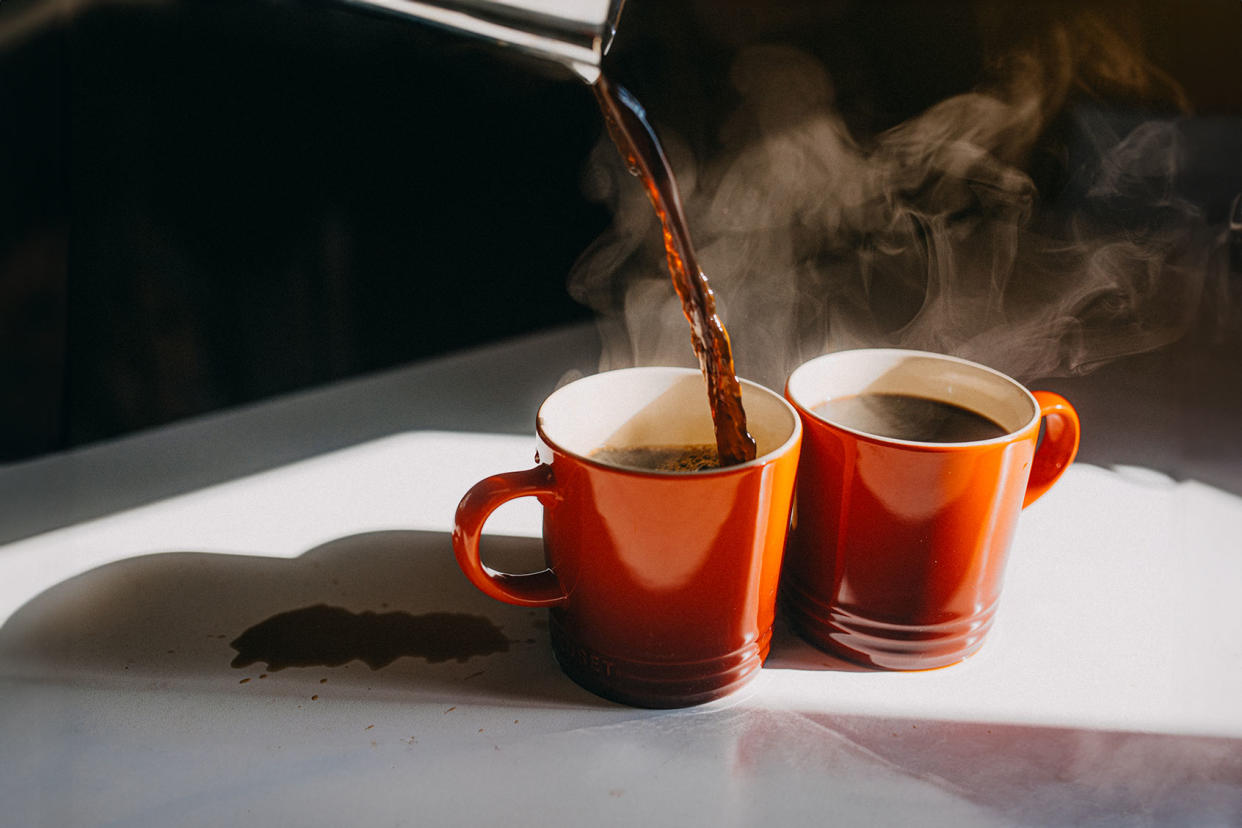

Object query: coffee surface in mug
[590,443,720,472]
[813,393,1008,443]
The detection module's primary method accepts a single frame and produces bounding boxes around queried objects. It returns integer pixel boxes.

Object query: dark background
[2,0,1239,463]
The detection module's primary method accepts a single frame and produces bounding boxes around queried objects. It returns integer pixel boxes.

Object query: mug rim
[785,348,1041,449]
[537,366,802,477]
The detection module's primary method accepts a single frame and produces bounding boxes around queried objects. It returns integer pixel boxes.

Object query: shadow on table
[5,528,1241,822]
[723,706,1242,826]
[0,529,614,709]
[765,615,880,672]
[0,523,915,708]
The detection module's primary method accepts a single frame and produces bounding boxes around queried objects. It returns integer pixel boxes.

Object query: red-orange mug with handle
[783,349,1080,670]
[453,367,801,708]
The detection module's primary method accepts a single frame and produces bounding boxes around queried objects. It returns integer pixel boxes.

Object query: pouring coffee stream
[590,75,757,466]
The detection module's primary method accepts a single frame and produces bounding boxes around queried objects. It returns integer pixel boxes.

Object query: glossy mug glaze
[783,349,1080,670]
[453,367,801,707]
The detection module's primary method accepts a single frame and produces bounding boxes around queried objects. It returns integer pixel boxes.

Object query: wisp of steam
[570,12,1231,386]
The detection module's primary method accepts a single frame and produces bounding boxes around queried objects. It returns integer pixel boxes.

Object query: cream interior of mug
[786,349,1036,437]
[538,367,798,465]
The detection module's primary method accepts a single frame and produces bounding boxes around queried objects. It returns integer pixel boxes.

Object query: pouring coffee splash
[590,75,756,466]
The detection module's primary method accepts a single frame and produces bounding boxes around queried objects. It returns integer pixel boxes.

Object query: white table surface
[2,323,1241,827]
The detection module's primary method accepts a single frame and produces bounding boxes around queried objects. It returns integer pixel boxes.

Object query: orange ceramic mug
[783,349,1080,670]
[453,367,801,707]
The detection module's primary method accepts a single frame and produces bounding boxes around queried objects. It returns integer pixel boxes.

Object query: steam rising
[572,15,1228,385]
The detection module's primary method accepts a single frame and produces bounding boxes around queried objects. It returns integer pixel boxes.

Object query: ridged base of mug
[782,583,996,671]
[549,615,769,708]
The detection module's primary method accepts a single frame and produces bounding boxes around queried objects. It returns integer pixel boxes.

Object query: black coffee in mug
[813,393,1008,443]
[590,444,721,472]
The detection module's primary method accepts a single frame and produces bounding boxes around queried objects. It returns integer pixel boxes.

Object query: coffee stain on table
[229,604,510,671]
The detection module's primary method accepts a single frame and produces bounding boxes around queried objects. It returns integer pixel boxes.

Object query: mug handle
[452,465,568,607]
[1023,391,1081,508]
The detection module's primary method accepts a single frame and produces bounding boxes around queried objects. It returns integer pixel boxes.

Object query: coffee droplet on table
[229,605,510,671]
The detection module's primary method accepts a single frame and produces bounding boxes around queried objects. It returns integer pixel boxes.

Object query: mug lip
[785,348,1041,450]
[536,366,802,477]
